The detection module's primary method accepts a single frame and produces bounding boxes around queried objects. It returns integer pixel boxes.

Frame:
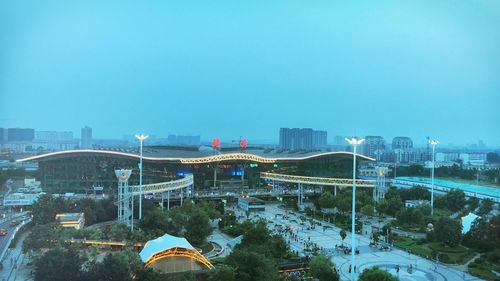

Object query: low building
[238,196,265,212]
[3,193,41,207]
[404,200,430,208]
[55,213,85,230]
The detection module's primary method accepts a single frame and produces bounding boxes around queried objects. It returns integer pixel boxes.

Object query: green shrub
[439,254,451,263]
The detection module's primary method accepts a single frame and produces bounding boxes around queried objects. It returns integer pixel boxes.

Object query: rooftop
[16,146,375,164]
[139,233,195,263]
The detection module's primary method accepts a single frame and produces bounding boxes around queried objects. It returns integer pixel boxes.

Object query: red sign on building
[212,138,221,149]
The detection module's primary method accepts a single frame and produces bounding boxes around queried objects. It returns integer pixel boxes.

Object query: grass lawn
[394,237,476,264]
[431,208,452,219]
[469,260,500,281]
[427,242,476,264]
[393,237,433,259]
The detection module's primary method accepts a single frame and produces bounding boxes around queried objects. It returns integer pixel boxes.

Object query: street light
[135,133,148,221]
[429,139,438,216]
[345,137,365,281]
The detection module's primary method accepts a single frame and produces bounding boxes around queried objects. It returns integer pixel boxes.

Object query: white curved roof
[139,234,195,262]
[16,148,375,163]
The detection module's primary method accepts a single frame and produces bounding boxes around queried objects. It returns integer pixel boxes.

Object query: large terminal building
[18,146,374,193]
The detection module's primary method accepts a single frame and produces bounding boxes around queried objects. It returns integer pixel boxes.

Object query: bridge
[260,172,375,187]
[260,172,377,206]
[130,174,194,195]
[115,171,194,227]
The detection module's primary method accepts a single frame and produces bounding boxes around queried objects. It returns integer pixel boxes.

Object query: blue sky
[1,1,499,146]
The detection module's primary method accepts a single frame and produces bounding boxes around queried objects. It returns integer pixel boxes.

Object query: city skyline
[0,125,495,149]
[1,1,499,146]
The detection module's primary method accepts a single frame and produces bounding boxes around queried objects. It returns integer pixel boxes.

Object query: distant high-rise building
[392,137,413,150]
[81,126,93,149]
[279,128,325,150]
[312,130,328,149]
[33,131,77,151]
[0,128,6,144]
[167,135,200,146]
[363,136,385,158]
[6,128,34,142]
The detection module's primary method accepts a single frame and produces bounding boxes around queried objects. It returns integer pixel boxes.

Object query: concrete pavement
[236,203,483,281]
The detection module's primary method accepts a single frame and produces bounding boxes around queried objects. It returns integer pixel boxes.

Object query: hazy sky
[1,1,499,146]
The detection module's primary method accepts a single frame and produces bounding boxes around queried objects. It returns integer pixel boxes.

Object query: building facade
[81,126,93,149]
[363,136,386,159]
[392,137,413,150]
[279,128,327,150]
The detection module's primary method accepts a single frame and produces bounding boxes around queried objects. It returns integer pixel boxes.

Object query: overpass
[260,172,376,206]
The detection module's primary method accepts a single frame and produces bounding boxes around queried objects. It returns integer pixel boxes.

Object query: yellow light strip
[144,246,214,269]
[260,172,375,187]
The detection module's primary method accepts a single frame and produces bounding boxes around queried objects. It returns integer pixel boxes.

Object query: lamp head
[135,134,149,141]
[429,139,439,145]
[345,137,365,146]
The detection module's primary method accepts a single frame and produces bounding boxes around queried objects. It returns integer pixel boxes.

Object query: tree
[107,222,131,241]
[308,254,339,281]
[478,199,493,216]
[184,207,212,245]
[23,223,66,254]
[340,229,347,246]
[226,249,279,281]
[358,266,398,281]
[467,197,480,212]
[334,192,351,214]
[372,232,380,244]
[376,200,389,216]
[444,189,466,212]
[34,246,86,281]
[318,192,335,209]
[360,205,375,217]
[208,264,236,281]
[396,208,424,227]
[463,217,493,252]
[386,196,403,217]
[134,268,168,281]
[31,194,68,225]
[86,250,142,281]
[140,207,170,235]
[431,217,462,247]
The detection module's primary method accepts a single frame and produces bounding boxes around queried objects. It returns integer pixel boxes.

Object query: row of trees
[463,215,500,252]
[33,245,174,281]
[30,194,117,226]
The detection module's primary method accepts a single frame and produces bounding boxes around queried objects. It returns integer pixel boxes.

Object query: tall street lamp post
[429,139,438,216]
[135,134,148,221]
[345,137,365,281]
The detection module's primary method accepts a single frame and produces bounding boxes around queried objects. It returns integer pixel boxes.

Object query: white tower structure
[373,166,389,202]
[115,169,133,229]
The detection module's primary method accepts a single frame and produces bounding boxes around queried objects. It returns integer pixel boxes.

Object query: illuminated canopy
[139,234,214,270]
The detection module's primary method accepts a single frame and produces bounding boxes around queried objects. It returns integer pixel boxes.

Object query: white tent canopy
[139,234,195,262]
[461,212,480,234]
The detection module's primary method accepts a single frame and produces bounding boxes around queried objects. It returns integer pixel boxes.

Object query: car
[10,220,20,226]
[0,229,7,236]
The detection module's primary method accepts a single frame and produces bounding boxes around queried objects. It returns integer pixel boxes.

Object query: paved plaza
[222,203,484,281]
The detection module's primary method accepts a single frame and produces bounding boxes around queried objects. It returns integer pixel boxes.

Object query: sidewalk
[0,233,33,281]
